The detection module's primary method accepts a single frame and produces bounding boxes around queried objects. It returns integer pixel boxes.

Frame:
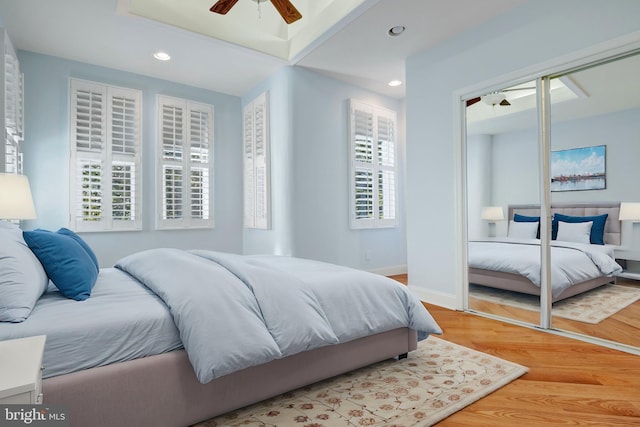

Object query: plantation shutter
[188,105,212,226]
[69,79,141,232]
[3,33,24,174]
[243,105,255,227]
[376,111,396,222]
[243,91,270,229]
[157,95,213,229]
[110,88,140,224]
[349,99,397,229]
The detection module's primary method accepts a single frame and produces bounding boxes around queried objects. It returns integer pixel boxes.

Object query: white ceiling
[124,0,371,61]
[0,0,526,99]
[467,53,640,135]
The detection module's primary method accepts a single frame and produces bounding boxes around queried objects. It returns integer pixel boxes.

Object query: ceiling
[0,0,527,99]
[124,0,370,61]
[466,52,640,135]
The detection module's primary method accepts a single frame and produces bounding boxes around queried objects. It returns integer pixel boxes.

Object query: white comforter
[115,249,442,383]
[468,238,622,298]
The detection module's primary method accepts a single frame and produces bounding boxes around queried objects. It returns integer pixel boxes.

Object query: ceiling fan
[466,86,536,107]
[210,0,302,24]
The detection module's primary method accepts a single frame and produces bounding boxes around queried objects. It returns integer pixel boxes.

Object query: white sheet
[0,268,183,378]
[469,238,622,298]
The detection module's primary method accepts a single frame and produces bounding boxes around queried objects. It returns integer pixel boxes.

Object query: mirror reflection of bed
[468,202,640,348]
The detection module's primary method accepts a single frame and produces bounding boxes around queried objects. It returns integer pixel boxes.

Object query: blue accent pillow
[23,230,99,301]
[57,228,99,269]
[513,214,539,222]
[514,214,540,239]
[552,213,608,245]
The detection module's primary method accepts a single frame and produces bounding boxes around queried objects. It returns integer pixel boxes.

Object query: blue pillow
[552,213,608,245]
[57,228,99,269]
[23,230,98,301]
[513,213,539,222]
[514,214,540,238]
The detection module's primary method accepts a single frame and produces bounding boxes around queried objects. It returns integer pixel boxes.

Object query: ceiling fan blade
[210,0,240,14]
[270,0,302,24]
[466,97,481,107]
[499,99,511,106]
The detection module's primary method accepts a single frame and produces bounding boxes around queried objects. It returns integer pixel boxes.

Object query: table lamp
[0,173,37,222]
[481,206,504,238]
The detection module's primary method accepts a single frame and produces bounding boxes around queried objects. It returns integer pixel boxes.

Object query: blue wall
[289,67,407,272]
[241,67,295,257]
[18,51,244,266]
[241,66,408,272]
[18,51,408,272]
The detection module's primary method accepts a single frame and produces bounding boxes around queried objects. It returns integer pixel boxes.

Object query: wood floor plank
[388,274,640,426]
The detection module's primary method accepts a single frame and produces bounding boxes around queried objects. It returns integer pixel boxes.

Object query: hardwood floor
[468,279,640,348]
[390,274,640,426]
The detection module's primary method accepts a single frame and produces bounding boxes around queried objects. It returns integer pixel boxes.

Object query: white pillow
[507,220,538,239]
[0,228,49,322]
[556,220,593,244]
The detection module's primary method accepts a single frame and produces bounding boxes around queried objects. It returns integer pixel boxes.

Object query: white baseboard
[409,286,458,310]
[367,264,407,276]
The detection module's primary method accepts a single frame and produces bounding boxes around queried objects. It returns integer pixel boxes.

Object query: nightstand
[0,335,46,404]
[614,247,640,281]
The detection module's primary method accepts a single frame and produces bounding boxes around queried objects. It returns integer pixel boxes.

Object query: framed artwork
[551,145,606,192]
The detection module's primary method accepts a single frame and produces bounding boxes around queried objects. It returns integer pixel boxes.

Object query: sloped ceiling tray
[122,0,372,61]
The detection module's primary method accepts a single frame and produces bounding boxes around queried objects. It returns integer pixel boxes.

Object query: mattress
[0,268,182,378]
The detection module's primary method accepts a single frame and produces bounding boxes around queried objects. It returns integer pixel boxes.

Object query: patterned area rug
[470,284,640,324]
[195,336,527,427]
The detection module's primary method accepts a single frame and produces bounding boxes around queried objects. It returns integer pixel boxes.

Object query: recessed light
[153,51,171,61]
[388,26,406,36]
[388,80,403,87]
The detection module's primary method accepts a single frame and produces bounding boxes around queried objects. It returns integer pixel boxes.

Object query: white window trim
[156,95,214,230]
[69,78,142,232]
[349,99,398,229]
[243,91,271,229]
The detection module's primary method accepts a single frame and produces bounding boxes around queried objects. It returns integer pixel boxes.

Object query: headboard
[508,202,621,246]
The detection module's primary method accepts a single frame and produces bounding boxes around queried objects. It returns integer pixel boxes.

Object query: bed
[469,202,623,302]
[0,225,442,427]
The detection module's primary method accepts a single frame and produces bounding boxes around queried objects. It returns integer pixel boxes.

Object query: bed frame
[469,202,621,302]
[43,327,417,427]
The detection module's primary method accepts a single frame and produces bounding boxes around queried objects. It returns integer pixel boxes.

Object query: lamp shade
[619,202,640,221]
[0,173,37,220]
[481,206,504,221]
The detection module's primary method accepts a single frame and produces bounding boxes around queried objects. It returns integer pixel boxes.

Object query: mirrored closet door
[465,83,542,326]
[463,47,640,353]
[549,52,640,348]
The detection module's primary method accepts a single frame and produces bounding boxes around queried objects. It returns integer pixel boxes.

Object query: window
[157,95,214,229]
[349,99,398,229]
[69,78,141,231]
[243,91,270,229]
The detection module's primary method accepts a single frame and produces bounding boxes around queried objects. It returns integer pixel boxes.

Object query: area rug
[470,283,640,324]
[194,336,527,427]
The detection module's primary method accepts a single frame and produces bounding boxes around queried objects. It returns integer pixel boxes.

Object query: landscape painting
[551,145,606,192]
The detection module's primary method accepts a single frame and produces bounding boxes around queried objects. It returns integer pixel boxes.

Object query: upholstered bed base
[469,267,615,302]
[43,328,418,427]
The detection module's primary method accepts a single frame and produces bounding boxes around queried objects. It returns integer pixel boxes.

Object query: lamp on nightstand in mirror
[481,206,504,238]
[619,202,640,223]
[616,202,640,280]
[0,173,37,224]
